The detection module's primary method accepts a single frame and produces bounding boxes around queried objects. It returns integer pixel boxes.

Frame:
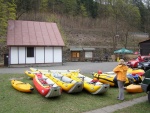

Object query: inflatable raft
[25,70,49,79]
[33,73,62,98]
[71,72,110,94]
[45,72,84,93]
[93,72,129,87]
[25,70,39,78]
[59,70,110,94]
[125,84,143,93]
[11,80,34,93]
[127,68,145,76]
[93,71,142,87]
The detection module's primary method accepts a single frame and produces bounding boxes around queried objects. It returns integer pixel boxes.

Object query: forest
[0,0,150,51]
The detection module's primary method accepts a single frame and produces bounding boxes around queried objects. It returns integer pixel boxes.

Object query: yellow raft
[30,68,49,73]
[45,72,83,93]
[11,80,34,93]
[25,70,49,79]
[93,72,130,87]
[127,68,145,76]
[25,70,38,78]
[93,71,142,87]
[62,71,110,94]
[125,84,143,93]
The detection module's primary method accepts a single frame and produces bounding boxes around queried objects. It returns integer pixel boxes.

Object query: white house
[7,20,65,67]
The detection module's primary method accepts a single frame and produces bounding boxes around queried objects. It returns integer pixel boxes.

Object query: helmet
[98,70,102,74]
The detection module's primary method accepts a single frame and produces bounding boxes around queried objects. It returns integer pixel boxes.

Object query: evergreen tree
[0,0,7,36]
[15,0,36,19]
[0,0,16,37]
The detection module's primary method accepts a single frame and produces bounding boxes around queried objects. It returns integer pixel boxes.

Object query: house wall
[10,47,18,64]
[139,41,150,55]
[63,47,110,62]
[9,46,62,65]
[45,47,53,63]
[19,47,25,63]
[54,47,62,62]
[35,47,44,63]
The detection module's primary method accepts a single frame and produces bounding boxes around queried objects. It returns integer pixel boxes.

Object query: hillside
[19,13,148,52]
[0,14,149,63]
[63,26,148,51]
[56,16,148,53]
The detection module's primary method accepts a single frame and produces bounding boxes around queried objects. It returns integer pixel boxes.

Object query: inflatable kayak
[33,73,62,98]
[25,70,49,79]
[125,84,143,93]
[127,68,145,76]
[11,80,34,93]
[45,72,83,93]
[71,72,110,94]
[93,72,130,87]
[93,71,142,87]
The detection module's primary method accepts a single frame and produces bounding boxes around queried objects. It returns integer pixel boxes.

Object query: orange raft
[125,84,143,93]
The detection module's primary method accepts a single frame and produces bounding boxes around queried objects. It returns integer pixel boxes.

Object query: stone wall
[63,46,114,62]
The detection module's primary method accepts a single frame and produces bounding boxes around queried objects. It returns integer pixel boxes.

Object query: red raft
[33,73,62,98]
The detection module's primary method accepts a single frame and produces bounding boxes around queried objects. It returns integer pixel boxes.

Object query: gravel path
[0,62,118,74]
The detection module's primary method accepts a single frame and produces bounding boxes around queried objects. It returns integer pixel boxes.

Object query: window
[71,52,80,58]
[27,47,34,57]
[85,52,92,58]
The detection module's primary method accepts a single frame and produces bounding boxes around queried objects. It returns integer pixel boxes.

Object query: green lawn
[114,101,150,113]
[0,73,147,113]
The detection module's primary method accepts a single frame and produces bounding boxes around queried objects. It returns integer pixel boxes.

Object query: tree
[39,0,48,12]
[143,0,150,38]
[78,0,98,18]
[61,0,77,15]
[7,0,16,20]
[109,0,141,50]
[0,0,16,36]
[15,0,37,19]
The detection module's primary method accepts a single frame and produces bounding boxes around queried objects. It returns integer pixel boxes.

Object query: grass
[114,101,150,113]
[0,73,147,113]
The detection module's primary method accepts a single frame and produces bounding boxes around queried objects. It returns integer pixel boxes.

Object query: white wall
[26,47,35,64]
[54,47,62,62]
[45,47,53,63]
[10,47,18,64]
[19,47,25,64]
[35,47,44,63]
[9,46,62,64]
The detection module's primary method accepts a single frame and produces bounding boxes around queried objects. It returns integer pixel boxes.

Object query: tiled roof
[7,20,65,46]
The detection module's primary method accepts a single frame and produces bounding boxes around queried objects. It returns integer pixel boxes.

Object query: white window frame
[85,51,92,58]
